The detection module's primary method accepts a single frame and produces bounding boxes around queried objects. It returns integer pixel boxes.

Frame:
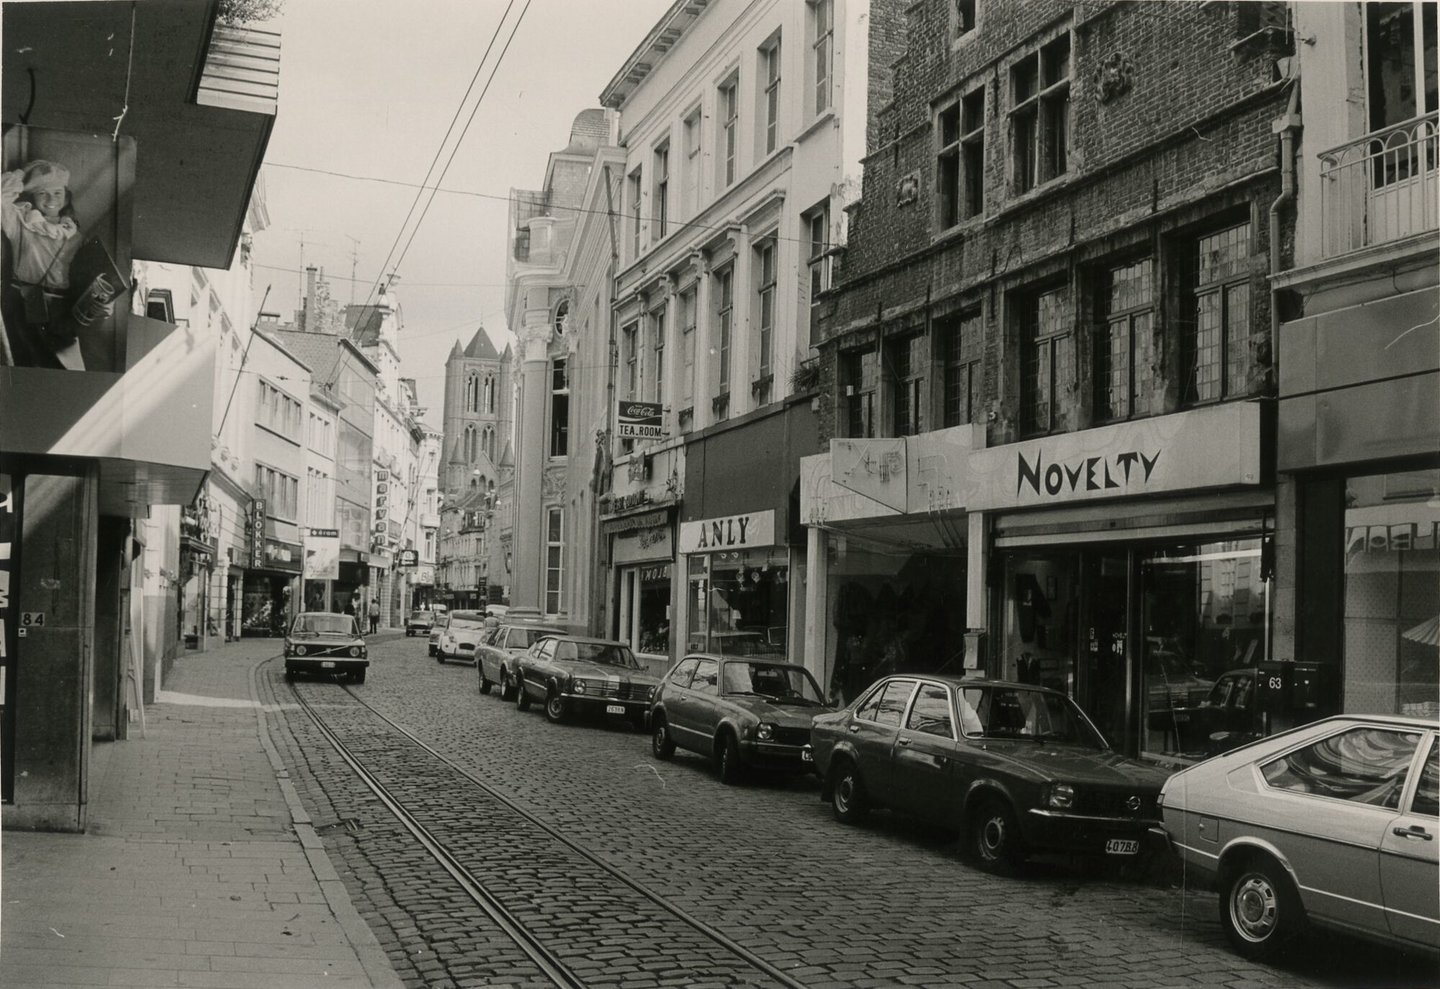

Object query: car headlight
[757,723,775,741]
[571,678,587,694]
[349,646,361,657]
[648,685,657,701]
[293,645,306,657]
[1046,783,1076,810]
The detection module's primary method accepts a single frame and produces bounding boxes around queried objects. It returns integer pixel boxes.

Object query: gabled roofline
[599,0,711,109]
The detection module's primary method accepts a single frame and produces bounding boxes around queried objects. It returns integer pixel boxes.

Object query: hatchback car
[405,610,436,637]
[1159,714,1438,961]
[476,621,564,698]
[811,675,1172,871]
[648,654,835,783]
[284,612,368,683]
[512,635,659,728]
[436,609,488,664]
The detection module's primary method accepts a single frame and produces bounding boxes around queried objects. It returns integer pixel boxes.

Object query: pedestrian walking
[369,597,380,635]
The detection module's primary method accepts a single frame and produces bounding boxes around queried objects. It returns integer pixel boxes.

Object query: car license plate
[801,749,813,763]
[606,704,625,715]
[321,661,335,669]
[1105,838,1139,856]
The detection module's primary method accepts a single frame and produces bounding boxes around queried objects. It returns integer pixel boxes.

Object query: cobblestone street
[264,634,1439,989]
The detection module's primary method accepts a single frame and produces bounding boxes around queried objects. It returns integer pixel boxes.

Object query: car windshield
[409,611,432,622]
[291,614,357,637]
[957,686,1107,748]
[509,627,559,648]
[721,662,825,705]
[558,641,638,668]
[450,611,485,628]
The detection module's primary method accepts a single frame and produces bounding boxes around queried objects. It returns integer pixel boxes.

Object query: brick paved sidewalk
[1,636,404,988]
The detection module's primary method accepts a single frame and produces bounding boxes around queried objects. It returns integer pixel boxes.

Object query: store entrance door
[1078,552,1132,751]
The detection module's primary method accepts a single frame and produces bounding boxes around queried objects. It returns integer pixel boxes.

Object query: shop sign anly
[679,510,776,554]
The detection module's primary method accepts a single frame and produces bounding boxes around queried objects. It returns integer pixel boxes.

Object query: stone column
[689,252,713,429]
[507,301,554,620]
[726,227,753,417]
[658,274,680,434]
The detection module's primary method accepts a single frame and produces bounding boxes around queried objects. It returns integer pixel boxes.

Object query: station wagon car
[811,675,1172,871]
[436,609,488,664]
[284,612,368,683]
[513,634,659,728]
[476,621,564,699]
[648,654,834,783]
[1159,714,1439,961]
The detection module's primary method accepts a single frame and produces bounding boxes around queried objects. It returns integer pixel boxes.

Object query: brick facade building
[802,0,1301,762]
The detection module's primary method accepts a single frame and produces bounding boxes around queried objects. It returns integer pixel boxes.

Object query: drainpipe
[1267,79,1301,667]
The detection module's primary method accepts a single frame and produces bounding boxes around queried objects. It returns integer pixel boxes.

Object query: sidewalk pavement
[1,635,405,988]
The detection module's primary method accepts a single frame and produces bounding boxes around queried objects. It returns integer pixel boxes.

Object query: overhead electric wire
[319,0,526,389]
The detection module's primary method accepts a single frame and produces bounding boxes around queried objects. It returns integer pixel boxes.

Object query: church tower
[441,325,507,499]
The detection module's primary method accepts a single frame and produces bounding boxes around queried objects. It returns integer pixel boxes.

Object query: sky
[249,0,674,426]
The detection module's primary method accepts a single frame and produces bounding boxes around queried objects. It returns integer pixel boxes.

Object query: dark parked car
[811,675,1172,871]
[648,654,835,783]
[513,635,659,728]
[284,612,368,683]
[405,610,436,637]
[1150,667,1261,757]
[476,621,565,698]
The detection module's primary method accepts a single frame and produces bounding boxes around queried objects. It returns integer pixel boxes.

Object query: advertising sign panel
[398,549,418,568]
[247,500,266,569]
[304,528,341,581]
[616,400,665,440]
[2,125,133,373]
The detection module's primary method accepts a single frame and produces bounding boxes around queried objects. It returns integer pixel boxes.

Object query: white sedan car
[1159,713,1438,961]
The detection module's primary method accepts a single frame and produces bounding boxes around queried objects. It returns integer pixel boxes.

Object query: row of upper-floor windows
[257,378,303,441]
[838,214,1263,440]
[931,2,1436,235]
[616,200,832,444]
[624,0,836,265]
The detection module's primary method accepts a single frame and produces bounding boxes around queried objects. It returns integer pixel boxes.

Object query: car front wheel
[829,760,867,823]
[1220,856,1304,961]
[969,797,1025,873]
[479,668,492,694]
[715,732,743,785]
[651,715,675,760]
[515,676,531,711]
[545,690,567,724]
[499,668,517,701]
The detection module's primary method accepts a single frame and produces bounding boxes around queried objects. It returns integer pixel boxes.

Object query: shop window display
[687,549,788,659]
[1343,469,1440,718]
[824,532,967,705]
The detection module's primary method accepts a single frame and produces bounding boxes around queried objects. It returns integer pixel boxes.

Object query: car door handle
[1393,825,1434,840]
[848,723,861,733]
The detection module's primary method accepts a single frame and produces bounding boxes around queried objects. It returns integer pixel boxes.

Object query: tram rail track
[282,668,812,989]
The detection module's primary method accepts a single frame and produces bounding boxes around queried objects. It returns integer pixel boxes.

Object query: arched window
[483,376,496,414]
[483,425,496,462]
[464,424,476,463]
[465,375,479,413]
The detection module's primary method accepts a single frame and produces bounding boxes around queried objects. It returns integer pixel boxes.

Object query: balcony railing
[1320,112,1438,259]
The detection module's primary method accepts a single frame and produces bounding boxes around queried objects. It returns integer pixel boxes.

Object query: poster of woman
[1,125,132,373]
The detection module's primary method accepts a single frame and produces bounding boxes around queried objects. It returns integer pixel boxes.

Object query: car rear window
[451,611,485,628]
[1261,726,1422,808]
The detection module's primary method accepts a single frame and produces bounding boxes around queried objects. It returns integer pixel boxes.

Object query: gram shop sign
[679,510,775,554]
[616,400,666,440]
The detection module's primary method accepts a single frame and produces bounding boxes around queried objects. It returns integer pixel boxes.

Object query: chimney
[304,266,319,332]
